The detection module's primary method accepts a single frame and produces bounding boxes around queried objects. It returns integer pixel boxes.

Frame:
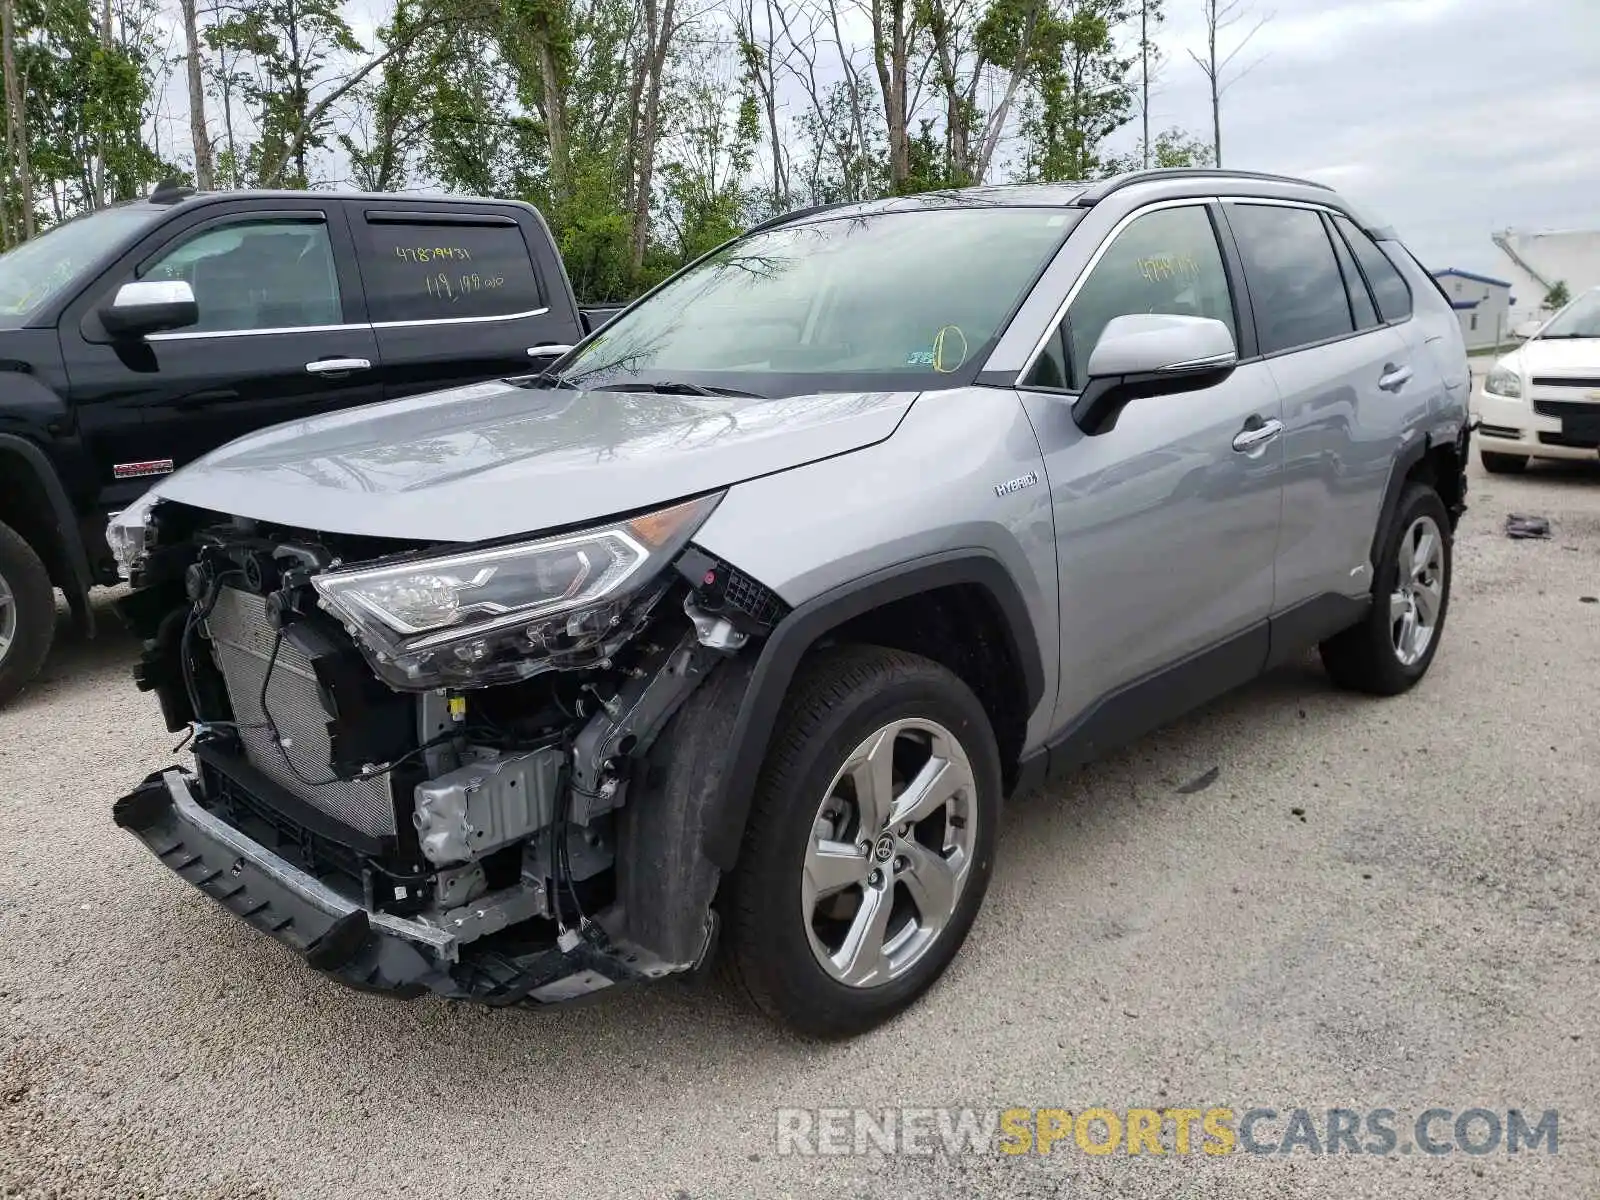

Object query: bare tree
[1187,0,1270,167]
[628,0,682,273]
[735,0,790,213]
[0,0,33,240]
[1137,0,1162,168]
[869,0,917,190]
[180,0,215,188]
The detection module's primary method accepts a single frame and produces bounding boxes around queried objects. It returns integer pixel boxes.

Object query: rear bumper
[113,769,651,1004]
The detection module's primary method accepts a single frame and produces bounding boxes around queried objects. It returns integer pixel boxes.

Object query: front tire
[1480,449,1528,474]
[724,646,1001,1038]
[0,519,56,708]
[1319,482,1451,695]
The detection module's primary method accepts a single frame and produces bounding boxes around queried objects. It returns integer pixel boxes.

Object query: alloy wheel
[0,569,15,666]
[802,717,977,988]
[1391,514,1444,666]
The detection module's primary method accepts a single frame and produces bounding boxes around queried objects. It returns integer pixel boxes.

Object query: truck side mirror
[100,280,199,338]
[1510,319,1542,341]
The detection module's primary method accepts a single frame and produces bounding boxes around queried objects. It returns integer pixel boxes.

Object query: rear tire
[1480,450,1528,474]
[0,519,57,708]
[1319,483,1451,695]
[723,646,1001,1038]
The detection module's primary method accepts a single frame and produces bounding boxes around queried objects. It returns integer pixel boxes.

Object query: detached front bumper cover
[113,769,650,1004]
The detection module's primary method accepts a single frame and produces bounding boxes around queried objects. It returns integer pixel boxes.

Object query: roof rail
[742,200,855,236]
[1074,168,1333,207]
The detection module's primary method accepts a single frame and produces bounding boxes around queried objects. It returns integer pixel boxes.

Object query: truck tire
[1320,483,1451,695]
[0,518,56,707]
[722,645,1001,1038]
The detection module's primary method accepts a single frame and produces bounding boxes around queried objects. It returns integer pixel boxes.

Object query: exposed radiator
[205,587,398,838]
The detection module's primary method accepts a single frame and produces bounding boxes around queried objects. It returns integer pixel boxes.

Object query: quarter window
[1325,214,1379,330]
[359,217,543,323]
[1333,215,1412,323]
[1029,205,1237,392]
[139,218,342,333]
[1226,204,1354,354]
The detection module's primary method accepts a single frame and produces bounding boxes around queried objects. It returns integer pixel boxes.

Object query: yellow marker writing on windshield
[932,325,968,374]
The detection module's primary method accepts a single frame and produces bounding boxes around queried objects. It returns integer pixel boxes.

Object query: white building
[1432,268,1513,351]
[1490,228,1600,328]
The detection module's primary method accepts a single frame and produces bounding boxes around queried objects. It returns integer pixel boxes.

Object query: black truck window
[359,215,544,323]
[140,218,342,333]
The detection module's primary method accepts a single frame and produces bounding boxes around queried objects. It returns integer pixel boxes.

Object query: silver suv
[110,169,1470,1037]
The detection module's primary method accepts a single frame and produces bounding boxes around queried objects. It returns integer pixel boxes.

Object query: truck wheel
[1480,450,1528,474]
[723,646,1001,1038]
[1319,482,1451,696]
[0,519,56,707]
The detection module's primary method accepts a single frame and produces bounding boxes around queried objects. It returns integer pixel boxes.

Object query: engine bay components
[412,746,566,866]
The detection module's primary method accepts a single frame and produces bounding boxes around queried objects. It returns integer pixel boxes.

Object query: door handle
[1378,363,1413,392]
[305,357,371,375]
[1232,416,1283,453]
[527,344,575,358]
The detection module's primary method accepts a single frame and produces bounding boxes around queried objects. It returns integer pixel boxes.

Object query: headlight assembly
[106,492,158,579]
[1485,365,1522,400]
[312,494,721,689]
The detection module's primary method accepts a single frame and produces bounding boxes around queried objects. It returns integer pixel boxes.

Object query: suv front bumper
[113,769,645,1004]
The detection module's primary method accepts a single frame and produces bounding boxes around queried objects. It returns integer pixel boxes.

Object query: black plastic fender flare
[0,432,95,634]
[1368,419,1469,573]
[700,549,1046,871]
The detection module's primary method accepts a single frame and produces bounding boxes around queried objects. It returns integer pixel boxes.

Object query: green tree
[1020,0,1135,182]
[1543,280,1571,311]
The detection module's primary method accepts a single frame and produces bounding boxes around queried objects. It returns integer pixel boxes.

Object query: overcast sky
[165,0,1595,278]
[1129,0,1598,276]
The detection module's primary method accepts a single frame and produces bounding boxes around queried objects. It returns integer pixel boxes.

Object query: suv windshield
[1538,288,1600,339]
[0,205,161,324]
[562,206,1078,396]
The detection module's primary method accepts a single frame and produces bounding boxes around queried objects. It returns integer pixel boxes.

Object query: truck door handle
[305,357,371,375]
[527,344,575,358]
[1378,363,1413,392]
[1232,416,1283,453]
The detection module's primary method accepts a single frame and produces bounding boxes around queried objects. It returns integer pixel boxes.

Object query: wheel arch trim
[701,549,1045,870]
[0,433,94,633]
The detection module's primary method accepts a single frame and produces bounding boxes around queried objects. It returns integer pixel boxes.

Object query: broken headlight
[313,494,721,689]
[106,492,159,579]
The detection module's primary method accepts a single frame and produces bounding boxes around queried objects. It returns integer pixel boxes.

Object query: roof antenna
[148,177,197,204]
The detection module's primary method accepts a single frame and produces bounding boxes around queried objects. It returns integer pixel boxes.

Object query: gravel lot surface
[3,452,1598,1199]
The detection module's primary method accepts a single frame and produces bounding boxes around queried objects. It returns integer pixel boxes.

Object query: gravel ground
[3,451,1598,1199]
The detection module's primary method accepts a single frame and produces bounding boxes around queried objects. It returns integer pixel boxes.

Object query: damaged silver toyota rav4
[111,170,1470,1037]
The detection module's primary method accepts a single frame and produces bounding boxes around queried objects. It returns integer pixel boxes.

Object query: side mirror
[100,280,199,338]
[1511,319,1542,341]
[1072,313,1238,435]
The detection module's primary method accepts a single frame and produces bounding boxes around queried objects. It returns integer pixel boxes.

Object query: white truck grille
[205,587,398,838]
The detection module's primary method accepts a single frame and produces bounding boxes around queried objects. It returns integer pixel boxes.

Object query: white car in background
[1474,286,1600,473]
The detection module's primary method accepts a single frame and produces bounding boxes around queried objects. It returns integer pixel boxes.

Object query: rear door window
[1225,204,1354,355]
[1332,214,1413,323]
[357,213,544,323]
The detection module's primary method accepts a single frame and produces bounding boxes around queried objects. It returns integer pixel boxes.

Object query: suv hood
[148,379,916,542]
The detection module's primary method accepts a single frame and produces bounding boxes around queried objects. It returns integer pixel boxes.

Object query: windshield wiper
[601,380,765,399]
[511,369,581,390]
[1535,333,1597,340]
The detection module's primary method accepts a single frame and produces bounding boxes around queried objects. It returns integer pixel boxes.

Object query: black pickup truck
[0,183,617,705]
